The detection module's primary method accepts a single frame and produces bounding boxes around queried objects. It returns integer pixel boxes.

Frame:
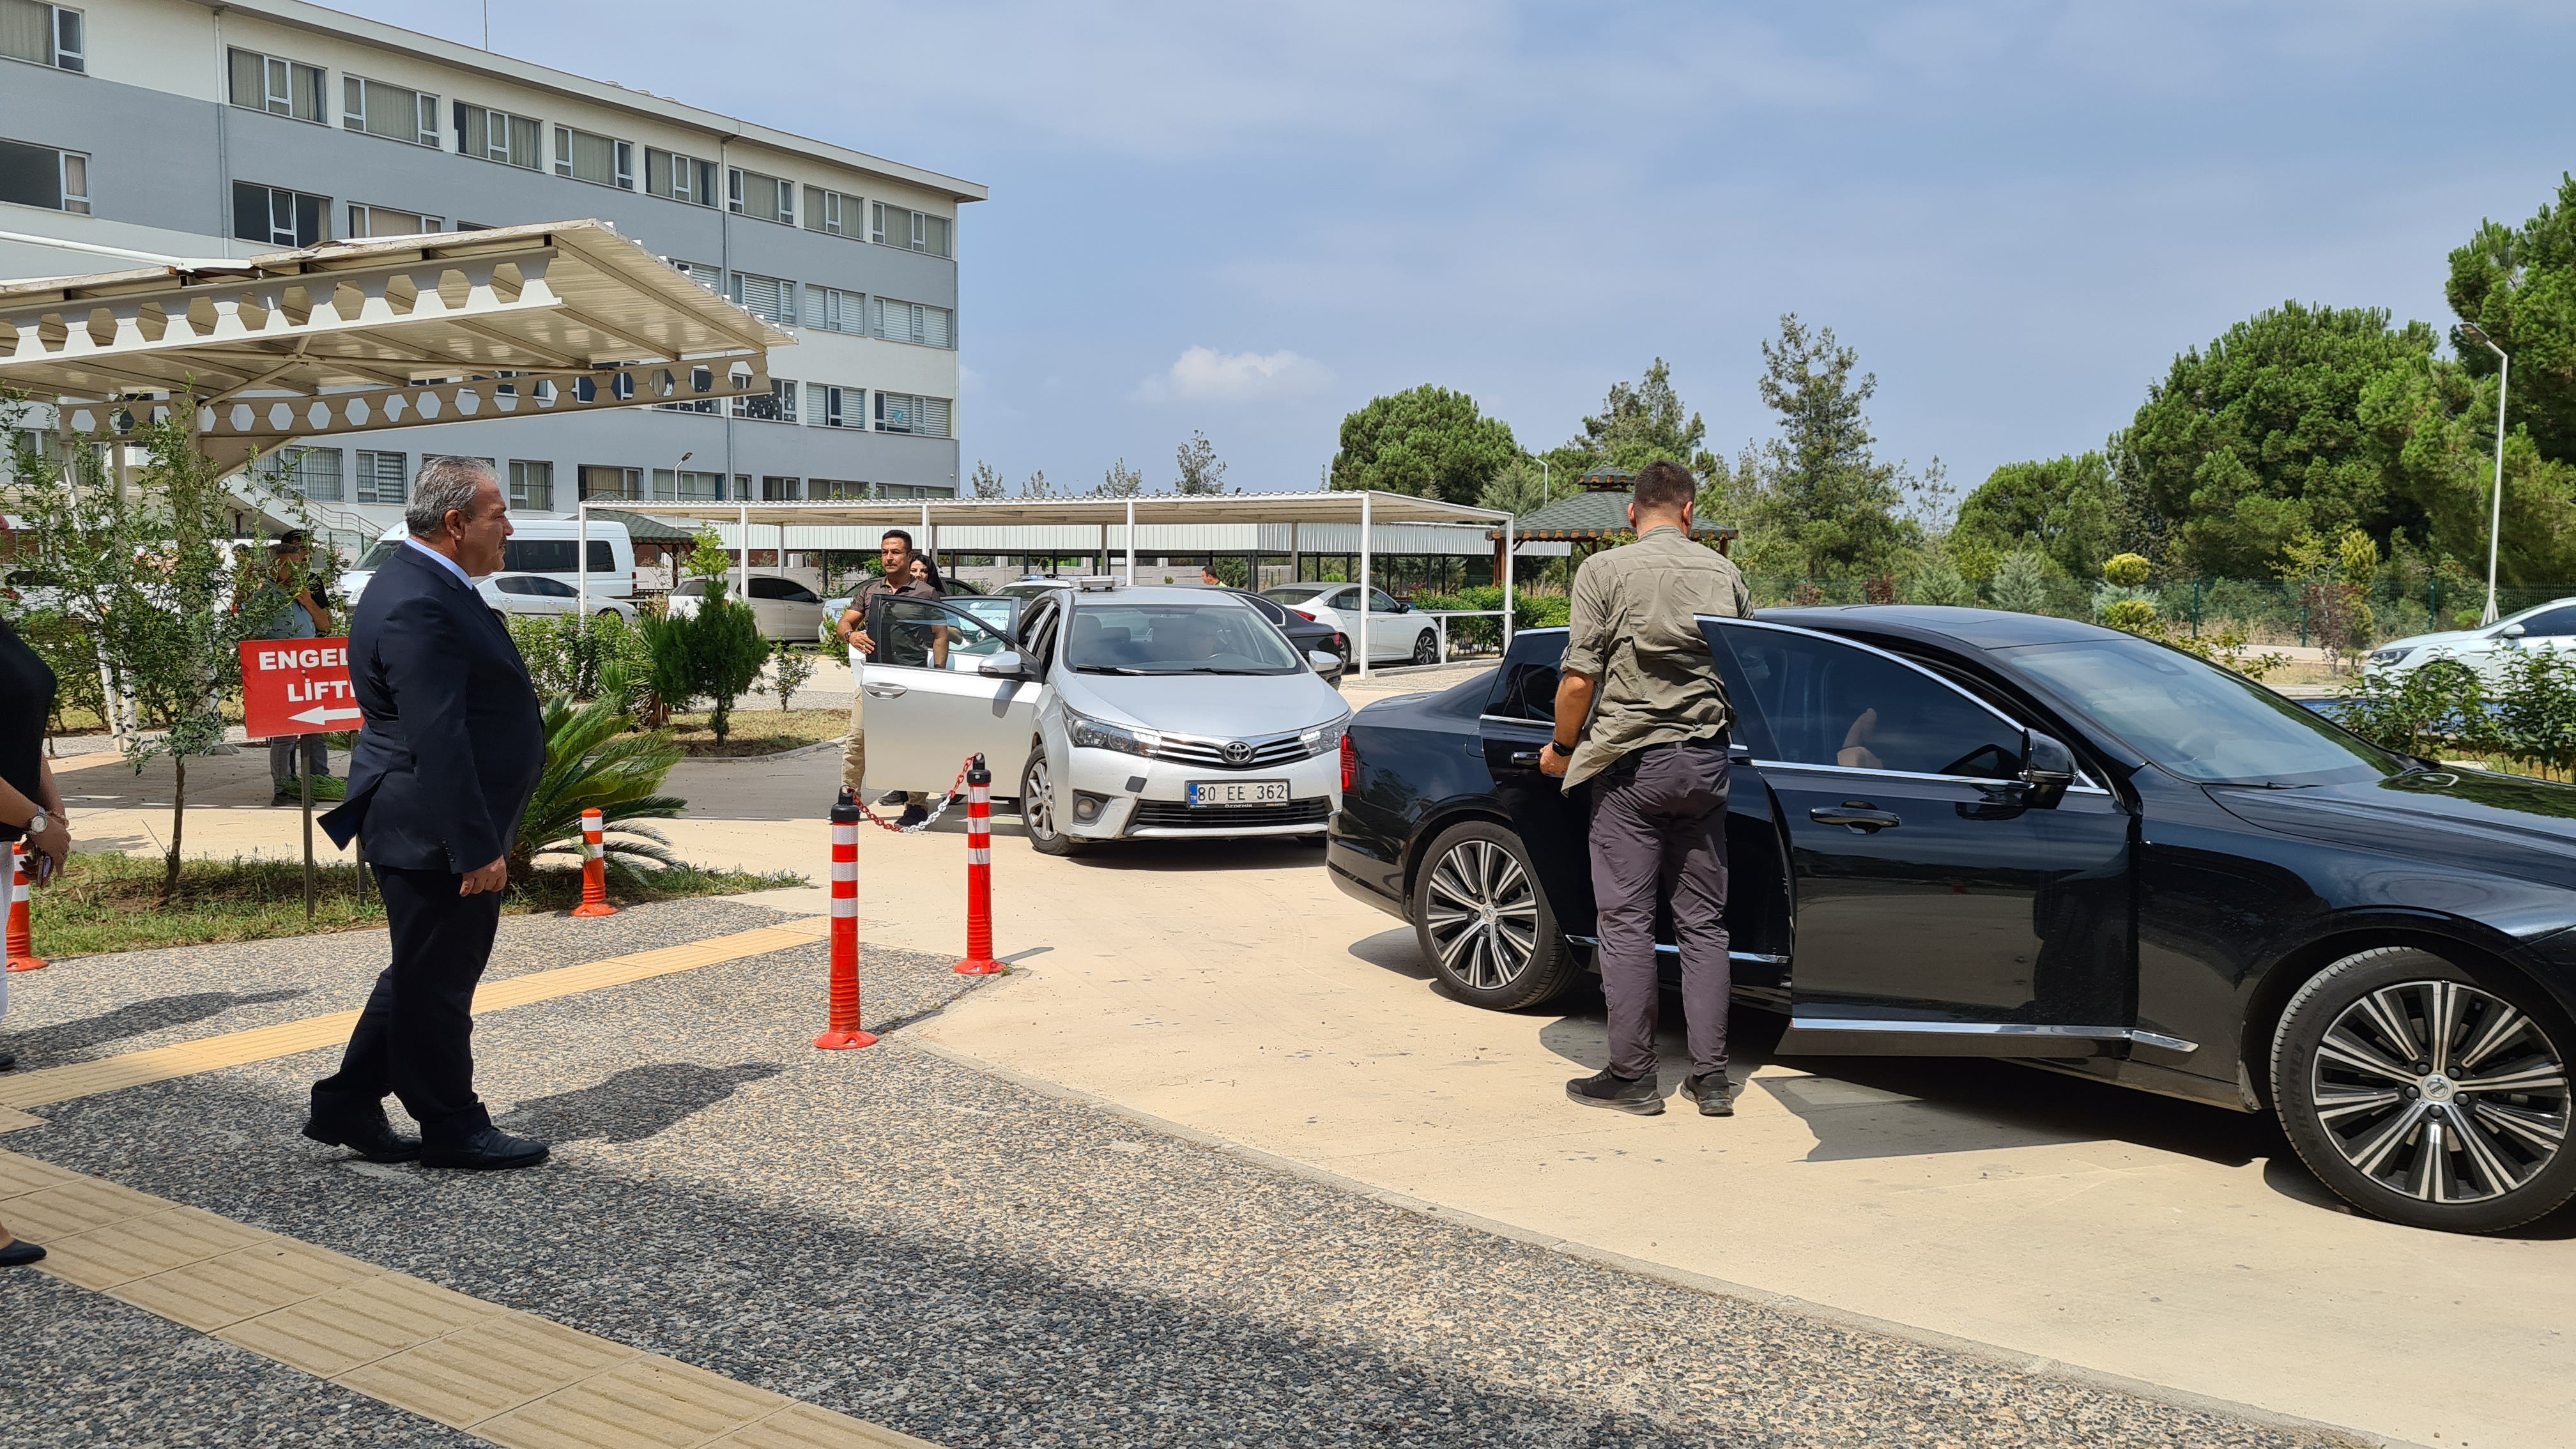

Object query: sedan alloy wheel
[1411,629,1438,666]
[1022,751,1081,857]
[2274,947,2575,1232]
[1412,821,1577,1010]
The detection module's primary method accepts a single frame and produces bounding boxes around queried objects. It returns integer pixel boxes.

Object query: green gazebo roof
[1496,485,1735,544]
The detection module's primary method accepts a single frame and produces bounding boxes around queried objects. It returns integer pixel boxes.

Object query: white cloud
[1133,347,1335,404]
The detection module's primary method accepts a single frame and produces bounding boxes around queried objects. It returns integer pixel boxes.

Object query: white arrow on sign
[289,705,364,726]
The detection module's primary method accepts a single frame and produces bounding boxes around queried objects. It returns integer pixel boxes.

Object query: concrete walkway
[52,712,2572,1449]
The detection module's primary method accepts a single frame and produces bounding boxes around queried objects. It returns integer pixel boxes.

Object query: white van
[343,519,635,610]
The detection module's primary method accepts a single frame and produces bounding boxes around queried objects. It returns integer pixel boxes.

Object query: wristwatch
[22,808,49,836]
[1544,740,1575,760]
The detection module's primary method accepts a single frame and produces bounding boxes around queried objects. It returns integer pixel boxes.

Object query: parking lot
[27,675,2575,1449]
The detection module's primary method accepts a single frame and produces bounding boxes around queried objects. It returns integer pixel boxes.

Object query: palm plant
[510,696,687,877]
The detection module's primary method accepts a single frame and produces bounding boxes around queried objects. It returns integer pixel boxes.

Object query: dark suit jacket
[321,544,545,873]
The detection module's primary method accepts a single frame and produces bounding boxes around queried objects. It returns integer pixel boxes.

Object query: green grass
[26,852,804,959]
[664,708,847,758]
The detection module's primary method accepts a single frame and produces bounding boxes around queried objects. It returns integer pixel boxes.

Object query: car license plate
[1189,779,1290,807]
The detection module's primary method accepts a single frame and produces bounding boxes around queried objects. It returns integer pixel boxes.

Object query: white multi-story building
[0,0,982,540]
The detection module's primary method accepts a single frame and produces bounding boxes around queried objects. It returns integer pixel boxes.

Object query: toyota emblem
[1222,740,1255,765]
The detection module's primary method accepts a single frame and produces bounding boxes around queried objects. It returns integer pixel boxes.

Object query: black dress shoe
[1566,1066,1664,1116]
[0,1050,16,1071]
[0,1238,45,1267]
[420,1127,549,1171]
[303,1114,423,1163]
[896,803,928,829]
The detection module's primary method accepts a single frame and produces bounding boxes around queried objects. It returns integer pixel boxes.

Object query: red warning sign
[239,638,360,738]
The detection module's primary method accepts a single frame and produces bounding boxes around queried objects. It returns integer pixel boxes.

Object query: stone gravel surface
[3,1268,481,1447]
[5,924,2355,1448]
[0,898,796,1072]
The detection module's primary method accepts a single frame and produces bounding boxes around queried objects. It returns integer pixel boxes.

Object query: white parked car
[859,581,1351,854]
[346,519,634,608]
[1259,582,1442,667]
[2363,597,2576,683]
[668,574,826,641]
[479,572,636,622]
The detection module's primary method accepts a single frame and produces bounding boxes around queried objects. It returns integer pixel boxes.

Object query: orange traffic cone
[7,841,45,972]
[571,808,617,918]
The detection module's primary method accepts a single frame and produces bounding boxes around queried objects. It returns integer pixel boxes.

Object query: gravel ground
[0,898,797,1073]
[4,929,2352,1448]
[3,1269,482,1447]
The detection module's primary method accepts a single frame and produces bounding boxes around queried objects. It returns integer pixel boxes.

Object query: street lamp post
[2463,323,2510,625]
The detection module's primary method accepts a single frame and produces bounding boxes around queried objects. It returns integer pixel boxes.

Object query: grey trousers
[1589,739,1731,1080]
[269,734,328,786]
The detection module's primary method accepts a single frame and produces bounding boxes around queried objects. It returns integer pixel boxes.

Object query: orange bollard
[954,755,1002,975]
[571,808,617,917]
[6,841,44,972]
[815,790,877,1049]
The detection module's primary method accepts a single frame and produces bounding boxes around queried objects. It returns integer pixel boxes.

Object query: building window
[554,126,631,189]
[802,186,859,237]
[668,258,721,293]
[873,392,951,438]
[343,75,438,146]
[727,272,796,327]
[577,465,641,502]
[0,137,87,214]
[727,167,793,225]
[354,450,406,504]
[1,1,82,73]
[649,468,724,500]
[870,201,951,257]
[732,378,797,424]
[509,459,553,511]
[799,286,864,335]
[348,203,441,238]
[234,182,326,247]
[878,482,956,500]
[227,48,323,123]
[870,296,953,349]
[456,103,541,170]
[644,149,716,206]
[263,447,342,502]
[759,476,801,501]
[806,479,870,500]
[809,384,861,429]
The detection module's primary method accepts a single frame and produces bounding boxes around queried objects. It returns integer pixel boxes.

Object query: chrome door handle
[863,683,908,699]
[1508,750,1542,766]
[1810,806,1900,832]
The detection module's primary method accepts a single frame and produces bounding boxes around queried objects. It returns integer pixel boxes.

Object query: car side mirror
[2501,623,2527,639]
[977,651,1029,680]
[2022,730,2076,809]
[1307,649,1346,684]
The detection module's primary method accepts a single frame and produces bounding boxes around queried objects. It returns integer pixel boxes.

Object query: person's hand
[28,815,70,877]
[1539,742,1571,778]
[459,857,509,896]
[850,629,875,656]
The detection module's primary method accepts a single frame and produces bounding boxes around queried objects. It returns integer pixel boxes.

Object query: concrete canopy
[0,219,793,468]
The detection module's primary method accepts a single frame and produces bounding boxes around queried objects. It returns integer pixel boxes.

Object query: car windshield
[2007,636,2407,785]
[1261,585,1334,605]
[355,539,404,571]
[1067,602,1301,675]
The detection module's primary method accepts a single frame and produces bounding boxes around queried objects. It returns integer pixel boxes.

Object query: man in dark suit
[310,457,549,1170]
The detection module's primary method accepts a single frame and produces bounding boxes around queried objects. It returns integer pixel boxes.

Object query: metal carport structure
[0,218,793,471]
[590,493,1517,678]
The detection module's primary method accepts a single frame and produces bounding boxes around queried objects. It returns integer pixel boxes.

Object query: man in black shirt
[834,530,943,825]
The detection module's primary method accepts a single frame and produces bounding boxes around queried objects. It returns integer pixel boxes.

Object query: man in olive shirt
[1540,461,1753,1117]
[834,529,943,827]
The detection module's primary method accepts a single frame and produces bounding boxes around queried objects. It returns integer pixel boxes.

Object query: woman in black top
[0,618,66,1267]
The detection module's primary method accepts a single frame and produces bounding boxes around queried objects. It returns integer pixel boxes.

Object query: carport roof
[595,493,1513,529]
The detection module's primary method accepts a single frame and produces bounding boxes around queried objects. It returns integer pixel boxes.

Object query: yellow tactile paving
[40,1204,275,1288]
[0,918,832,1111]
[219,1271,509,1376]
[707,1402,946,1449]
[0,1148,84,1197]
[341,1312,643,1427]
[479,1355,793,1449]
[112,1238,381,1331]
[1,1176,174,1238]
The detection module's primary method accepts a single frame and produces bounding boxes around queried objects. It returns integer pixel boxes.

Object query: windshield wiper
[2223,780,2318,790]
[1072,665,1149,675]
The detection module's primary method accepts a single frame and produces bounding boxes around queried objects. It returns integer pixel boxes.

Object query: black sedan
[1326,605,2576,1234]
[1222,587,1348,682]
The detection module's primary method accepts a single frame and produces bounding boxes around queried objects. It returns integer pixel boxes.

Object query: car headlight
[2368,647,2413,666]
[1300,717,1350,758]
[1066,709,1162,758]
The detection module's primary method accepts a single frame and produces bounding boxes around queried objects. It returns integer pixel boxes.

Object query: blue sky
[344,2,2576,505]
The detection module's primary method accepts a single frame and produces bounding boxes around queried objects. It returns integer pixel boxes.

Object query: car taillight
[1291,608,1317,621]
[1340,733,1357,792]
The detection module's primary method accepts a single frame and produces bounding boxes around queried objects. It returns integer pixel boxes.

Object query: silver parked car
[857,581,1351,854]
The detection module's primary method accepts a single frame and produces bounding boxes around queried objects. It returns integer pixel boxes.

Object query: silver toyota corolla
[854,581,1351,854]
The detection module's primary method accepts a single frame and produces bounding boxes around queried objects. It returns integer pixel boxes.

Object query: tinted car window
[1723,625,2023,779]
[530,578,577,598]
[2008,636,2402,784]
[1018,598,1061,668]
[493,576,532,595]
[670,579,707,597]
[1485,631,1566,721]
[1368,588,1400,612]
[878,599,1012,671]
[2515,606,2576,638]
[505,540,576,573]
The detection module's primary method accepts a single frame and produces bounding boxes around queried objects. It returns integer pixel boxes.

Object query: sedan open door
[859,597,1041,795]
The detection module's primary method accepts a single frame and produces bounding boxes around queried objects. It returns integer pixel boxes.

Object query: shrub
[510,696,686,877]
[2100,553,2154,588]
[1987,551,2051,615]
[2100,598,2159,635]
[507,613,653,710]
[769,640,816,710]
